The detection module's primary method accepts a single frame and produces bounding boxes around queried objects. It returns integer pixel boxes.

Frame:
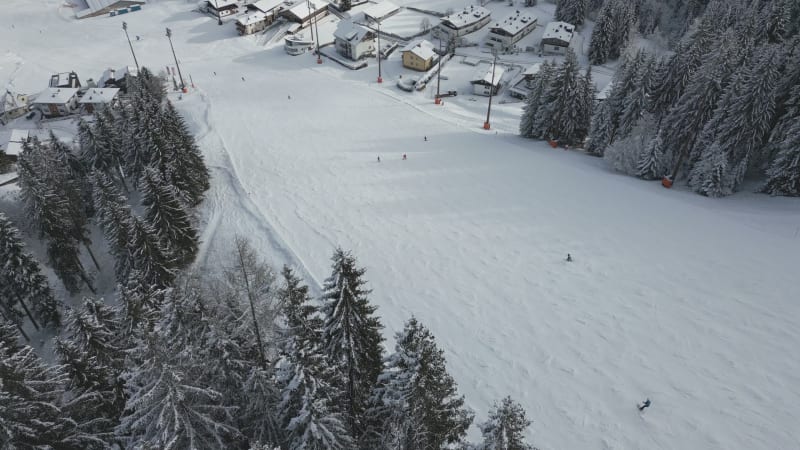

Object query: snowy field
[2,1,800,449]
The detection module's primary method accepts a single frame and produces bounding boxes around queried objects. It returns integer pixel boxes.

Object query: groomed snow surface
[2,1,799,449]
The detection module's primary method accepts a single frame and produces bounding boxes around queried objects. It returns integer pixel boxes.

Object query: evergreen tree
[532,49,586,145]
[636,128,666,180]
[340,0,352,11]
[278,265,323,352]
[140,167,199,268]
[586,97,614,156]
[126,215,176,290]
[588,0,635,65]
[159,101,211,207]
[320,248,384,440]
[117,331,241,449]
[92,172,135,283]
[479,396,533,450]
[0,212,60,329]
[369,317,473,450]
[617,54,657,140]
[555,0,588,26]
[763,81,800,196]
[519,61,555,138]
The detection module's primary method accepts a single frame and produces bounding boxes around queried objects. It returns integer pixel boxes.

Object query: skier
[566,253,573,262]
[377,156,381,163]
[213,71,217,76]
[402,153,407,160]
[288,95,291,100]
[638,398,651,412]
[424,136,427,141]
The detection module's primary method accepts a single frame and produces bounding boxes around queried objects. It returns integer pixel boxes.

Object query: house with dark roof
[334,21,375,60]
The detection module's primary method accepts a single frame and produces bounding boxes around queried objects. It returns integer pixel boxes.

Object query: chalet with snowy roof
[75,0,146,19]
[97,66,137,91]
[363,1,400,22]
[79,88,120,113]
[281,0,329,29]
[49,72,81,89]
[207,0,239,17]
[434,6,491,41]
[541,21,574,54]
[0,91,30,125]
[470,64,504,96]
[486,11,537,51]
[334,21,375,60]
[31,88,80,118]
[402,39,436,71]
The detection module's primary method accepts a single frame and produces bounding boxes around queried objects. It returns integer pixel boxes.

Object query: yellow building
[402,39,436,72]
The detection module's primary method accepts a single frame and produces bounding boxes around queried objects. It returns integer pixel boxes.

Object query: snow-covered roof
[402,39,435,60]
[471,64,505,86]
[4,129,53,156]
[489,11,537,35]
[237,11,268,25]
[363,1,399,21]
[334,20,373,42]
[209,0,238,9]
[523,63,541,76]
[31,88,79,105]
[79,88,120,104]
[440,5,490,30]
[285,0,329,19]
[247,0,285,13]
[542,21,574,44]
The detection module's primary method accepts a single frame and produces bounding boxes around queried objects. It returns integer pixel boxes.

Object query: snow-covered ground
[2,1,800,449]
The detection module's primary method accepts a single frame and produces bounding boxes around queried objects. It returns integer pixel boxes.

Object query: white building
[434,5,491,41]
[470,64,505,96]
[541,21,574,54]
[79,88,120,113]
[75,0,145,19]
[363,1,399,22]
[4,129,55,159]
[31,88,80,118]
[284,33,315,55]
[486,11,538,51]
[334,21,375,60]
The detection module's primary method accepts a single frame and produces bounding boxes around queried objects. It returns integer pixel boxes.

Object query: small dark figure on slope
[566,253,573,262]
[638,398,651,411]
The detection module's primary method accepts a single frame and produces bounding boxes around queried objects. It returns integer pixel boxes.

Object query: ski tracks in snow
[181,89,323,295]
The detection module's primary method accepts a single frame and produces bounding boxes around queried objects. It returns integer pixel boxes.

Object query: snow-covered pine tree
[763,117,800,195]
[140,167,199,268]
[587,1,613,65]
[92,172,135,283]
[134,67,167,104]
[533,49,583,145]
[636,127,666,180]
[126,215,176,291]
[519,61,554,138]
[617,53,657,140]
[479,396,533,450]
[689,45,782,196]
[555,0,588,26]
[17,140,95,294]
[585,96,613,156]
[340,0,352,11]
[0,327,93,449]
[158,101,211,207]
[577,66,597,146]
[588,0,635,65]
[658,30,751,178]
[278,265,323,352]
[604,114,659,176]
[320,248,384,440]
[117,329,241,449]
[368,317,473,450]
[0,212,61,330]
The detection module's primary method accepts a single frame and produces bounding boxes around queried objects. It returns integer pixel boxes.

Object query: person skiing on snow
[566,253,573,262]
[424,136,427,141]
[638,398,651,411]
[377,156,381,162]
[402,153,407,160]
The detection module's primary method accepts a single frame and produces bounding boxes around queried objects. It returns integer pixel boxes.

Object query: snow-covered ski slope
[2,1,799,448]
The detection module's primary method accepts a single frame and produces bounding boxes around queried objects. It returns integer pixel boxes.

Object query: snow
[31,87,79,105]
[285,0,329,21]
[2,1,800,449]
[79,87,119,104]
[237,11,268,26]
[333,20,371,42]
[542,21,574,45]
